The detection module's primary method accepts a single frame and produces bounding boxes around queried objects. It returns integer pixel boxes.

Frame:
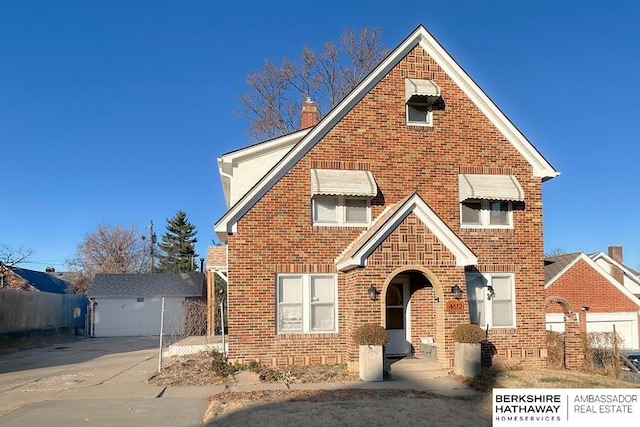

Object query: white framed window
[276,274,337,333]
[406,101,433,126]
[312,196,370,226]
[466,273,515,329]
[460,200,513,228]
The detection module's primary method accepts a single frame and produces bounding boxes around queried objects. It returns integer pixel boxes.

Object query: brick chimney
[300,97,319,129]
[608,245,624,283]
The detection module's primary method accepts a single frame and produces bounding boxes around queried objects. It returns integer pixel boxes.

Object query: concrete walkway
[0,338,478,426]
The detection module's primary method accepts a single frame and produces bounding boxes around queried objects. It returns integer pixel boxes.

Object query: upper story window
[311,169,377,227]
[458,174,524,229]
[461,200,512,228]
[405,78,441,126]
[313,195,370,226]
[407,101,433,125]
[466,272,516,329]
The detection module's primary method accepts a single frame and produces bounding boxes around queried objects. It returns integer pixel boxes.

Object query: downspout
[218,163,233,209]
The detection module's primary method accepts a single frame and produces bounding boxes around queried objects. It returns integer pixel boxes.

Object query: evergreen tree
[157,210,198,272]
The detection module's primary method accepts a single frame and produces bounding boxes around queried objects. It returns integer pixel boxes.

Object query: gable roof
[215,24,559,242]
[88,272,205,298]
[335,193,477,271]
[544,253,640,308]
[589,251,640,281]
[9,267,71,294]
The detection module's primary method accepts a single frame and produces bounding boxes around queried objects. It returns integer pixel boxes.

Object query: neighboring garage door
[586,312,639,350]
[545,313,567,333]
[94,297,186,337]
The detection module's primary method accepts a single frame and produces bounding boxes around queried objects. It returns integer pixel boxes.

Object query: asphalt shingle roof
[10,267,71,294]
[88,272,205,298]
[544,253,582,284]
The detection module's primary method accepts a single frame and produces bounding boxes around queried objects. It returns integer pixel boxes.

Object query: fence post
[220,299,226,358]
[158,297,165,371]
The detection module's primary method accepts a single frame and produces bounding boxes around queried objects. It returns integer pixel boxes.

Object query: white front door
[385,278,411,355]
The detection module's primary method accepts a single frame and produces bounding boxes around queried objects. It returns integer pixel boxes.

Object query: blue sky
[1,1,639,271]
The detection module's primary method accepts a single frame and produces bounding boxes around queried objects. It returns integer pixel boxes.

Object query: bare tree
[66,224,150,293]
[238,27,389,141]
[0,245,35,288]
[0,245,34,267]
[545,248,568,258]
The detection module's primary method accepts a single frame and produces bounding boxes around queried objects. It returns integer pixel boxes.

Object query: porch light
[451,284,462,300]
[367,285,378,301]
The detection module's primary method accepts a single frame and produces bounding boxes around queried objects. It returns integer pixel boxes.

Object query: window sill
[276,331,338,339]
[461,224,514,230]
[313,223,370,228]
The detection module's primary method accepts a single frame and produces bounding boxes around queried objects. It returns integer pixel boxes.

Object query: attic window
[405,78,441,126]
[137,297,144,303]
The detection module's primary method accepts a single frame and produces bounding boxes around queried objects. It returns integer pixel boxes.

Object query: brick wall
[546,259,639,316]
[225,45,547,369]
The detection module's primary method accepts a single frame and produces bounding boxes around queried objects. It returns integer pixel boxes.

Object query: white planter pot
[359,345,384,382]
[454,342,482,377]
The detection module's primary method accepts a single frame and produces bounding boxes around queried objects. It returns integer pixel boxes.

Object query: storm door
[385,278,411,355]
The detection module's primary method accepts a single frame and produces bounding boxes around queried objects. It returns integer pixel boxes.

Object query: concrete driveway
[0,337,221,426]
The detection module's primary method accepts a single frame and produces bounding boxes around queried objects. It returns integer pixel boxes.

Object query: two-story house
[214,24,558,370]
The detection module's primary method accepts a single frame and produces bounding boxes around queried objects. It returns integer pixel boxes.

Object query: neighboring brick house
[0,266,71,294]
[545,246,640,350]
[214,25,558,370]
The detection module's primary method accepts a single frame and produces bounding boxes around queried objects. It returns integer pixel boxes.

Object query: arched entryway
[544,295,583,370]
[383,268,444,357]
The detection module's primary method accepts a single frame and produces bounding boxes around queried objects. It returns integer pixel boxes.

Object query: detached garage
[88,272,205,337]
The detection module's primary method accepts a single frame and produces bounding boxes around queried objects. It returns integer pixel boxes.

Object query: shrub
[582,331,622,377]
[208,350,238,377]
[352,323,389,346]
[546,330,564,369]
[452,323,485,343]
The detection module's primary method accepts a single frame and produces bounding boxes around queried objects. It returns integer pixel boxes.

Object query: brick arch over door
[380,265,446,360]
[544,295,583,369]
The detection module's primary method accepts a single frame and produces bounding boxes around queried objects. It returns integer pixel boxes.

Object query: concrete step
[386,356,448,380]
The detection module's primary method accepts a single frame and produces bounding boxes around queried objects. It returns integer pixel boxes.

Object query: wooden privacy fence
[0,289,88,335]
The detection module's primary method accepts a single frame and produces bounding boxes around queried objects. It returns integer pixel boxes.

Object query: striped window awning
[311,169,377,197]
[459,174,525,202]
[405,78,441,102]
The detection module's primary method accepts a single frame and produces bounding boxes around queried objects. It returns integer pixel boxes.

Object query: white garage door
[545,313,568,333]
[94,297,186,337]
[586,312,639,350]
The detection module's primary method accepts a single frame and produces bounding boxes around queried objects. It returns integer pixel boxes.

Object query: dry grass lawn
[198,363,640,426]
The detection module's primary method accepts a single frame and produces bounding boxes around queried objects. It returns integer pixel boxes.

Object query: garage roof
[88,272,205,298]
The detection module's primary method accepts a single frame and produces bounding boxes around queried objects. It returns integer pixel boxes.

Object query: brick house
[545,246,640,350]
[214,24,558,370]
[1,266,71,294]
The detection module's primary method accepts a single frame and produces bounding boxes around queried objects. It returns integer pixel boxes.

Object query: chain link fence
[158,298,224,370]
